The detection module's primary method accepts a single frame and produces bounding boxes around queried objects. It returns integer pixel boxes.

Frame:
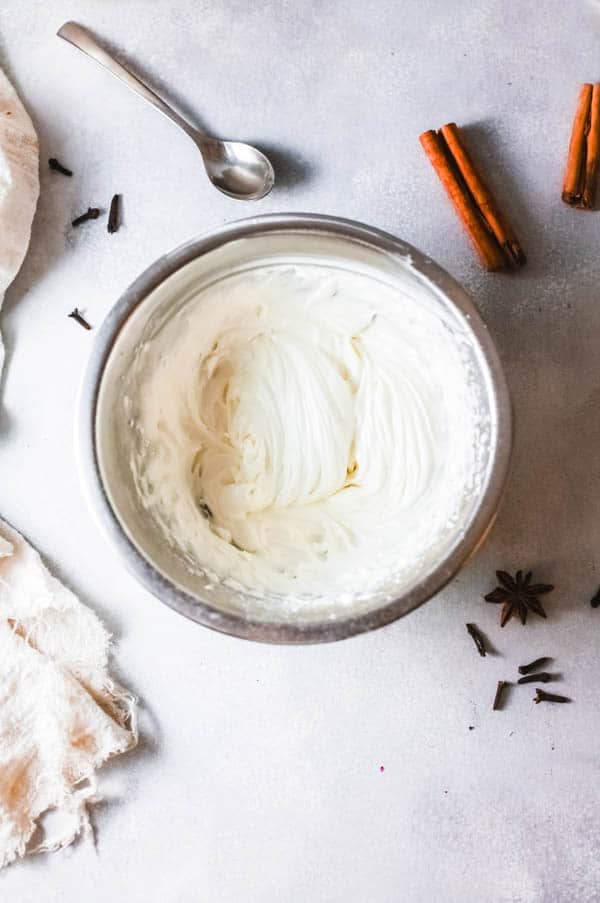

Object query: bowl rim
[76,212,512,644]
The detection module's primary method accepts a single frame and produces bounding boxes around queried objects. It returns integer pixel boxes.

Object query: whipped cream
[123,261,482,601]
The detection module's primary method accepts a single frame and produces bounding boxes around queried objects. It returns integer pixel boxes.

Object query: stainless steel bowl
[77,214,512,643]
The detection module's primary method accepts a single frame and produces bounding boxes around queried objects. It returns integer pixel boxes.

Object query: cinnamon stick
[583,84,600,209]
[440,123,526,267]
[419,129,506,271]
[562,83,595,208]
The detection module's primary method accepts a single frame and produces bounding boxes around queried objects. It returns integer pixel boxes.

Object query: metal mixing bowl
[77,214,512,643]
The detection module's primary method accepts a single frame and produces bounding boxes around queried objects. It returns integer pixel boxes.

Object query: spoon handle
[57,21,202,143]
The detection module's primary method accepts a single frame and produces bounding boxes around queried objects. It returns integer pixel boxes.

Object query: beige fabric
[0,69,137,869]
[0,66,39,366]
[0,521,137,869]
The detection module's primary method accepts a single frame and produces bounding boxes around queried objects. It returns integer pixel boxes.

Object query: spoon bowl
[199,139,275,200]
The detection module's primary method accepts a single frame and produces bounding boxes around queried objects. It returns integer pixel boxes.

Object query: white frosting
[123,261,482,602]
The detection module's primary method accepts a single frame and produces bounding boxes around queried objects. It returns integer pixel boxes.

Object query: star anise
[484,570,554,627]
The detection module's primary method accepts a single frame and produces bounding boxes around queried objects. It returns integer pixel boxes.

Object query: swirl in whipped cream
[124,263,481,599]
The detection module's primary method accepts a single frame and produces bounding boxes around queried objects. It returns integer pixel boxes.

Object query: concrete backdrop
[1,2,600,901]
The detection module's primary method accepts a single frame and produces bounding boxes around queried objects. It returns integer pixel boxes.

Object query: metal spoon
[57,21,275,201]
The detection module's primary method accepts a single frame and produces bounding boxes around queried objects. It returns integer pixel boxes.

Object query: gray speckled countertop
[2,2,600,901]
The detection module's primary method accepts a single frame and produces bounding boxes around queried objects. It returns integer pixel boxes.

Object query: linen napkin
[0,66,137,869]
[0,67,38,370]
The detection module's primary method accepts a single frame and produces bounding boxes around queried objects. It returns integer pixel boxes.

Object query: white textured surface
[1,2,600,900]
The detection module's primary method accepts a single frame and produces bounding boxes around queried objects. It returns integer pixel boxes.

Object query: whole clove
[68,308,92,330]
[72,207,101,227]
[517,672,553,685]
[466,623,487,657]
[107,193,121,233]
[518,656,551,675]
[533,688,570,704]
[49,157,73,176]
[493,680,508,711]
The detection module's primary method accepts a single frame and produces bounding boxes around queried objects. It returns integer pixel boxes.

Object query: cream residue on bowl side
[123,261,484,603]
